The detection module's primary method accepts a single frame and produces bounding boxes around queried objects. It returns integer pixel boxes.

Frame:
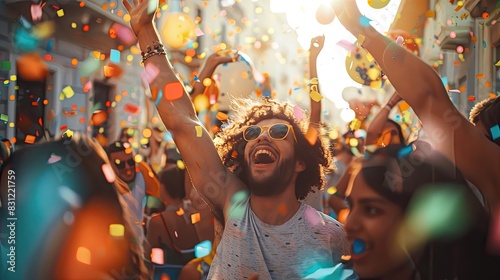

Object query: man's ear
[295,159,306,172]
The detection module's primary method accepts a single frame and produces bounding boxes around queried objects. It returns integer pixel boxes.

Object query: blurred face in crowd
[345,172,414,279]
[109,150,136,184]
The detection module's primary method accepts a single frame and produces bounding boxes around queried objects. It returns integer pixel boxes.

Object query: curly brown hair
[214,97,332,200]
[469,95,499,124]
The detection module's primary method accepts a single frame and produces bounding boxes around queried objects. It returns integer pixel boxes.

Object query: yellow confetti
[195,125,203,137]
[309,77,318,85]
[177,159,185,170]
[309,89,323,102]
[357,34,366,45]
[495,60,500,66]
[56,9,65,17]
[327,186,337,195]
[109,224,125,237]
[62,86,74,99]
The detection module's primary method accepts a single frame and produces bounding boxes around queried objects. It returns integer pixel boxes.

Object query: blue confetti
[155,90,163,106]
[353,239,365,254]
[490,124,500,141]
[397,145,414,158]
[359,15,372,27]
[194,75,200,82]
[483,41,487,48]
[441,77,448,87]
[194,240,212,258]
[110,49,120,63]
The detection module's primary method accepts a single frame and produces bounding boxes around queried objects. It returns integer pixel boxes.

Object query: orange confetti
[305,127,318,146]
[25,134,36,144]
[454,5,463,12]
[338,208,349,224]
[425,10,435,18]
[164,82,184,101]
[482,12,489,19]
[176,208,185,216]
[485,82,492,87]
[468,95,475,102]
[231,150,238,158]
[476,73,485,79]
[216,112,228,121]
[458,85,467,92]
[399,101,410,112]
[471,36,478,42]
[191,213,201,224]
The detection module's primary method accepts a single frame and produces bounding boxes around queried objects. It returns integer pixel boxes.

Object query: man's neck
[249,189,301,226]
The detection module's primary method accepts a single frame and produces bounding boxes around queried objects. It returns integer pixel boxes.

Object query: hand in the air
[122,0,157,37]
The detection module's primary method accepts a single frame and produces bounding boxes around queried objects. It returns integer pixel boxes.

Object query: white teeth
[254,149,276,161]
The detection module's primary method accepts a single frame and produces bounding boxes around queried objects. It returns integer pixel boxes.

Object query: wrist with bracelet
[140,41,166,65]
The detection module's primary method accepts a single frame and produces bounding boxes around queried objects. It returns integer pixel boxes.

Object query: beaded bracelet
[141,41,166,65]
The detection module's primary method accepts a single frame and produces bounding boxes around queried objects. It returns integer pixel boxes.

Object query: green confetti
[0,114,7,122]
[1,61,11,70]
[483,40,487,48]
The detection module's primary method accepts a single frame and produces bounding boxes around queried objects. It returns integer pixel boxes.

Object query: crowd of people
[1,0,500,279]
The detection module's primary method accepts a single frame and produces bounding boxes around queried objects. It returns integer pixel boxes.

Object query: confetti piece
[151,248,164,265]
[396,36,404,45]
[31,4,42,21]
[336,40,356,52]
[140,63,160,84]
[495,60,500,66]
[102,163,116,183]
[176,207,185,216]
[490,124,500,141]
[194,27,204,36]
[110,49,120,63]
[62,85,74,99]
[195,125,203,137]
[194,240,212,258]
[177,160,185,170]
[191,213,201,224]
[305,127,318,146]
[441,76,449,87]
[1,61,11,70]
[293,105,304,121]
[399,101,410,112]
[48,154,62,164]
[111,23,136,45]
[58,186,82,209]
[357,34,366,45]
[78,53,102,77]
[353,238,366,254]
[24,134,36,144]
[448,89,461,93]
[164,82,184,101]
[309,77,318,85]
[109,224,125,237]
[56,9,64,17]
[359,15,371,27]
[309,88,323,102]
[124,103,140,114]
[76,247,91,265]
[483,41,487,48]
[0,114,7,122]
[216,112,228,121]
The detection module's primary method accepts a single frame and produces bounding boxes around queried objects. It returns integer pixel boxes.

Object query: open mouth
[253,148,277,165]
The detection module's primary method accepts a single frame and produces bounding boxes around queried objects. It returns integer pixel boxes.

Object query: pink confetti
[336,40,356,52]
[151,248,164,264]
[102,163,116,183]
[194,27,204,37]
[140,63,160,84]
[396,36,404,45]
[293,105,304,122]
[48,154,62,164]
[111,23,136,45]
[31,4,42,22]
[448,89,461,93]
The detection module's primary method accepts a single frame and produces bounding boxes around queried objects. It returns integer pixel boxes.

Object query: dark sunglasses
[114,158,135,169]
[243,124,297,143]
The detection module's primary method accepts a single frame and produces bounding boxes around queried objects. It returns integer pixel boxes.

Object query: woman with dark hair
[344,142,500,279]
[0,133,149,279]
